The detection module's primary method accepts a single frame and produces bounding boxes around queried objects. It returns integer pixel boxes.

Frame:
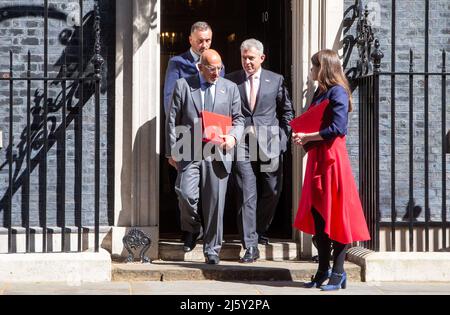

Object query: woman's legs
[331,241,349,274]
[319,242,348,290]
[311,208,331,273]
[321,241,349,288]
[310,208,350,289]
[303,208,332,288]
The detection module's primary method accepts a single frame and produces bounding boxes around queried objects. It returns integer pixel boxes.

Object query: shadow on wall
[0,2,113,227]
[302,0,361,109]
[402,199,422,222]
[342,0,360,82]
[117,0,159,227]
[117,117,159,227]
[341,0,380,88]
[115,0,158,80]
[133,0,157,50]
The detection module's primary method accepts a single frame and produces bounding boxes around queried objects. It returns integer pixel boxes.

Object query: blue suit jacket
[163,50,225,115]
[310,85,349,140]
[225,69,294,157]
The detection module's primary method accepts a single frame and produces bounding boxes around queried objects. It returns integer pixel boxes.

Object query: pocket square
[220,89,226,94]
[265,79,271,83]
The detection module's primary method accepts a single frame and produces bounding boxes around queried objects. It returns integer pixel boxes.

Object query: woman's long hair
[311,49,353,112]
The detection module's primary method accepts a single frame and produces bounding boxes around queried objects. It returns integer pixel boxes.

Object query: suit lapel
[236,71,249,110]
[253,69,265,112]
[212,78,225,113]
[184,50,194,62]
[184,50,197,67]
[254,69,270,113]
[188,76,202,114]
[183,50,200,77]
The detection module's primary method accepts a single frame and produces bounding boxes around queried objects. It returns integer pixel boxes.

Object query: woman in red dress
[292,50,371,291]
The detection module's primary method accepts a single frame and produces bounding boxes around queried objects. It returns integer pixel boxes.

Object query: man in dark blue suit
[226,39,294,263]
[164,21,225,114]
[163,21,225,250]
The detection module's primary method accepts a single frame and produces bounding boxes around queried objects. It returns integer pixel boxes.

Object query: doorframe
[112,0,345,260]
[112,0,160,260]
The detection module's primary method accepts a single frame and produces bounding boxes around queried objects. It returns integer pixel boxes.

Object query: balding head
[200,49,222,66]
[198,49,223,84]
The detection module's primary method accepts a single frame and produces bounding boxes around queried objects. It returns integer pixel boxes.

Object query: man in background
[226,38,294,263]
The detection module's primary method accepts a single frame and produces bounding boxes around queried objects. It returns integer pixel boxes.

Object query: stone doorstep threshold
[347,247,450,282]
[158,239,300,262]
[112,260,362,282]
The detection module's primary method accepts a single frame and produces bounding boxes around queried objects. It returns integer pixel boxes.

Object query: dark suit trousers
[175,159,229,256]
[168,165,181,230]
[234,135,283,248]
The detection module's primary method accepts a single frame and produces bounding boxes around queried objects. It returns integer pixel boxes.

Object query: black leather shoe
[240,246,260,263]
[258,235,269,245]
[183,231,201,253]
[205,254,220,265]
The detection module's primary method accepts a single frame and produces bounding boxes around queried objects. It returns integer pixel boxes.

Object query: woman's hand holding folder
[289,99,330,152]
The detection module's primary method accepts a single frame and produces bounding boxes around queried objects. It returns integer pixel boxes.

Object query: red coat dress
[293,86,371,244]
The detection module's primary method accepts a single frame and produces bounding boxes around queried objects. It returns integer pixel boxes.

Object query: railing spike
[409,49,414,72]
[443,50,446,73]
[371,39,384,73]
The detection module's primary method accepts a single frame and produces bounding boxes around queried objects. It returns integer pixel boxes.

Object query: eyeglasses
[202,64,224,73]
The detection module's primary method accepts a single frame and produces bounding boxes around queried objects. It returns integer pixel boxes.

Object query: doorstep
[112,260,362,282]
[158,239,300,262]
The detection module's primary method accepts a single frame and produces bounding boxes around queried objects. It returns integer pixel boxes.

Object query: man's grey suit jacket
[225,69,294,159]
[166,75,245,174]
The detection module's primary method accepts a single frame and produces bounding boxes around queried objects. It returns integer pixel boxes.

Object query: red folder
[289,99,330,152]
[201,111,232,145]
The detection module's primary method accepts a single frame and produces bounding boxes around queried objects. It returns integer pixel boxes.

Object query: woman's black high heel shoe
[303,269,331,288]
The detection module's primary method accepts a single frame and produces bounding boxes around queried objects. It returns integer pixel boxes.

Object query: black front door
[160,0,292,240]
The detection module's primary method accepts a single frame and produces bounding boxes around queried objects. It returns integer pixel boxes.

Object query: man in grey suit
[163,21,224,248]
[226,39,294,263]
[166,49,244,264]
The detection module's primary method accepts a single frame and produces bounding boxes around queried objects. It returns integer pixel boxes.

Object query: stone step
[112,260,362,282]
[0,250,111,283]
[158,239,300,262]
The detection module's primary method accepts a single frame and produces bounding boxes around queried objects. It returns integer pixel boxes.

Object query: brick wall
[344,0,450,222]
[0,0,115,227]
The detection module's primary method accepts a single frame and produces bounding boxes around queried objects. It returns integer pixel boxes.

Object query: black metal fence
[352,2,449,251]
[0,1,104,253]
[355,70,380,251]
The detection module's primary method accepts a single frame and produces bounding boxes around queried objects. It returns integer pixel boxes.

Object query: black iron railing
[350,0,449,251]
[0,1,104,253]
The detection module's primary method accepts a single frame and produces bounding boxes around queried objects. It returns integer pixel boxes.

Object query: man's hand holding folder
[289,99,330,152]
[201,111,236,150]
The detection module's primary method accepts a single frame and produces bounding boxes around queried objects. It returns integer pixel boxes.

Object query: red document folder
[289,99,330,152]
[201,111,232,145]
